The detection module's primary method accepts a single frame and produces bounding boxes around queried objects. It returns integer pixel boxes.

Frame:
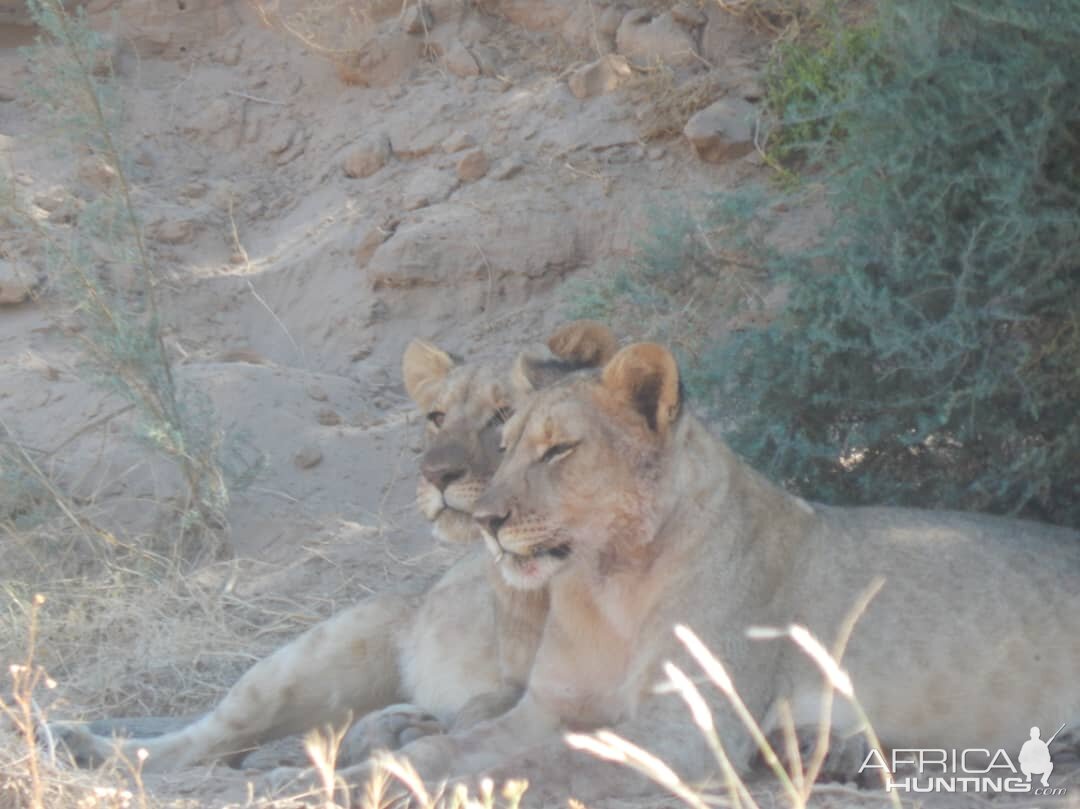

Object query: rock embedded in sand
[294,446,323,469]
[490,155,524,181]
[445,41,480,78]
[456,148,489,182]
[76,155,118,191]
[33,187,69,213]
[568,54,632,100]
[343,133,392,179]
[151,218,197,245]
[671,3,706,28]
[403,168,458,210]
[316,408,342,426]
[0,261,38,306]
[336,32,423,86]
[683,97,756,163]
[561,4,615,54]
[442,130,477,154]
[616,9,700,67]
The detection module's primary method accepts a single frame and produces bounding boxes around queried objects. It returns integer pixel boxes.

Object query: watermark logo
[1019,726,1056,788]
[859,723,1069,795]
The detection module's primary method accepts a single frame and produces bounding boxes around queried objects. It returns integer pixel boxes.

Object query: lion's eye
[486,407,514,429]
[540,442,578,463]
[427,411,445,428]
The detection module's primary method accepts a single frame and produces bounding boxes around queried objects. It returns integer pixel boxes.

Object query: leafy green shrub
[764,17,879,165]
[578,0,1080,528]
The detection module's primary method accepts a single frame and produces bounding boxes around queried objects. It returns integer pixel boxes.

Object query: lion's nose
[422,461,465,492]
[475,509,510,539]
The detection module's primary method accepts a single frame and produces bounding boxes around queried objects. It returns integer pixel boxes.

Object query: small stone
[671,3,706,27]
[616,9,700,67]
[647,146,666,160]
[268,122,299,155]
[343,133,392,178]
[334,32,423,87]
[490,156,524,180]
[294,446,323,469]
[442,130,477,154]
[355,223,391,266]
[317,408,342,426]
[151,219,196,245]
[445,41,480,78]
[0,260,38,306]
[568,54,632,100]
[306,384,329,402]
[33,187,68,213]
[456,148,489,182]
[562,4,615,54]
[403,168,458,210]
[683,98,757,163]
[77,155,117,191]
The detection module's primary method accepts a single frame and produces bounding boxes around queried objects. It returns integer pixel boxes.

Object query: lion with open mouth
[342,341,1079,805]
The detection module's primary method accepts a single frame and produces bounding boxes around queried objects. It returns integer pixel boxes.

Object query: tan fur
[359,342,1080,805]
[53,323,615,773]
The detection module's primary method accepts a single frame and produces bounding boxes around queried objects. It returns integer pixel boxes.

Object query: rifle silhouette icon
[1046,722,1067,746]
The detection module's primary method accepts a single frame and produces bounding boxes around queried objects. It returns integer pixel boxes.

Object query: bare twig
[226,89,287,106]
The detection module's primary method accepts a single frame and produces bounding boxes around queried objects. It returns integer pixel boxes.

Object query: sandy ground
[0,2,1076,809]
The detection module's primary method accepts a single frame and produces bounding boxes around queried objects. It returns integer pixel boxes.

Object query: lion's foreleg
[61,594,418,772]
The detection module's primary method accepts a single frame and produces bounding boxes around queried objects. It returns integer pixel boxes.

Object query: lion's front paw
[338,704,445,766]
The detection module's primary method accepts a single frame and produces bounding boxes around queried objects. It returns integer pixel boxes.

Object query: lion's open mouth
[482,531,572,564]
[506,542,571,562]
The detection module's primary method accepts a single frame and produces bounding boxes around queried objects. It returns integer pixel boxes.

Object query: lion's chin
[431,508,479,544]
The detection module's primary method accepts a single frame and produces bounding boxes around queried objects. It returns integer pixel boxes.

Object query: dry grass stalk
[570,582,902,809]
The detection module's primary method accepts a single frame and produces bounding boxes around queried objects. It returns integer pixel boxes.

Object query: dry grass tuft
[249,0,431,85]
[713,0,821,38]
[714,0,877,46]
[626,66,725,141]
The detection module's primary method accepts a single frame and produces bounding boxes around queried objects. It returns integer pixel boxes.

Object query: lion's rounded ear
[600,343,681,433]
[510,350,542,398]
[403,339,455,407]
[547,320,617,368]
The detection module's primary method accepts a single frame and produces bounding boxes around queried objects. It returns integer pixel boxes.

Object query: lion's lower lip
[505,543,571,562]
